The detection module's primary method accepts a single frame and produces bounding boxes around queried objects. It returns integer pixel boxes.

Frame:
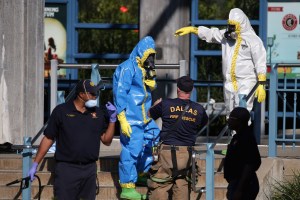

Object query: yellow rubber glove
[255,74,266,103]
[117,111,132,137]
[174,26,198,37]
[144,79,156,91]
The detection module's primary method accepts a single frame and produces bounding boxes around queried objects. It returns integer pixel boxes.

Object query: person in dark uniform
[224,107,261,200]
[28,79,116,200]
[147,76,208,200]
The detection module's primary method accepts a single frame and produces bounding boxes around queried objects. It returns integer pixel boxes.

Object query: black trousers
[54,161,97,200]
[226,174,259,200]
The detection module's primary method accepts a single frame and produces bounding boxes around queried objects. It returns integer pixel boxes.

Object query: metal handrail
[268,63,300,157]
[29,60,188,147]
[57,63,183,69]
[197,106,226,137]
[191,125,229,193]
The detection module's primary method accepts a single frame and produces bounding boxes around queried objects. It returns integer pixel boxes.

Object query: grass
[269,170,300,200]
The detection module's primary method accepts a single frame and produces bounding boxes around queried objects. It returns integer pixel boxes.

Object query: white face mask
[85,99,97,108]
[83,80,98,108]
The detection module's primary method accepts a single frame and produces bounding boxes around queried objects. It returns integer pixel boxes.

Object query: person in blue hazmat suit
[174,8,267,118]
[113,36,160,200]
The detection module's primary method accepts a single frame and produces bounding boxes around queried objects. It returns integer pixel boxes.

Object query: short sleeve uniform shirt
[44,100,108,163]
[149,98,208,146]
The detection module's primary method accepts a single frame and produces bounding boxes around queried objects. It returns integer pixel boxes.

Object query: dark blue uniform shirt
[149,98,208,146]
[44,100,108,163]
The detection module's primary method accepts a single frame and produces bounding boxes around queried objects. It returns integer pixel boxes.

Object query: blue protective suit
[113,36,160,184]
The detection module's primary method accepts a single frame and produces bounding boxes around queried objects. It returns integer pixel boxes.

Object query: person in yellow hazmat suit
[175,8,267,118]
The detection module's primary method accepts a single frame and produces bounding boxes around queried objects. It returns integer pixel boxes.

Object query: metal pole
[254,102,261,144]
[50,59,58,113]
[179,60,186,77]
[206,143,214,200]
[261,101,266,137]
[207,75,211,138]
[268,63,278,157]
[269,46,272,66]
[22,137,32,200]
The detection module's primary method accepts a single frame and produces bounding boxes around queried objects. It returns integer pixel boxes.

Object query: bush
[269,170,300,200]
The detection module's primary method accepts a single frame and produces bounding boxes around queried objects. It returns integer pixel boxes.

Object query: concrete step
[1,170,227,200]
[0,138,230,200]
[0,185,147,200]
[0,154,225,173]
[0,170,227,188]
[0,154,120,172]
[0,185,228,200]
[0,153,228,200]
[2,138,300,200]
[0,170,120,186]
[1,182,226,200]
[191,187,227,200]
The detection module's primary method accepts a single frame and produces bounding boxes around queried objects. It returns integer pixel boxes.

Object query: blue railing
[192,125,229,200]
[268,63,300,157]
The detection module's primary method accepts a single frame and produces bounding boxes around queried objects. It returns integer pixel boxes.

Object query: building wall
[140,0,191,100]
[0,0,44,144]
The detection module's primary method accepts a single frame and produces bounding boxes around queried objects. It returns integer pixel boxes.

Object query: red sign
[282,14,298,31]
[268,7,283,12]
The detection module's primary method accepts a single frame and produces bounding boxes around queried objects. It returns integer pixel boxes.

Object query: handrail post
[50,59,58,113]
[206,143,214,200]
[179,60,186,77]
[268,63,278,157]
[254,101,262,144]
[22,137,32,200]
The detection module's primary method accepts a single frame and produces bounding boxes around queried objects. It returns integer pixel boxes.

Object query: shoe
[120,188,146,200]
[221,149,227,155]
[136,173,148,186]
[142,193,148,200]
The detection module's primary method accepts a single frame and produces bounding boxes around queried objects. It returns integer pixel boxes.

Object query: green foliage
[198,0,259,20]
[196,56,223,103]
[78,0,138,24]
[269,171,300,200]
[76,0,139,80]
[78,29,138,54]
[77,0,139,61]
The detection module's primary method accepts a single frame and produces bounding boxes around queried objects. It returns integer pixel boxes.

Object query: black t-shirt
[44,100,108,163]
[149,98,208,146]
[224,126,261,182]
